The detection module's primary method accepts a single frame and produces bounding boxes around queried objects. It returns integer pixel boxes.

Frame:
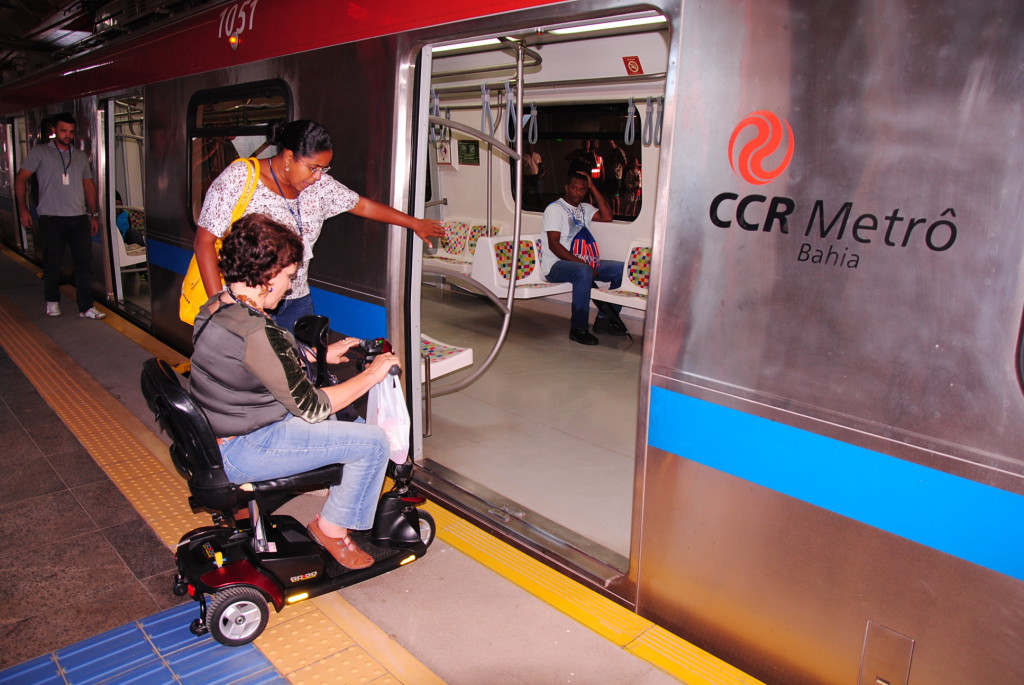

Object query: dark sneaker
[593,318,629,336]
[569,328,599,345]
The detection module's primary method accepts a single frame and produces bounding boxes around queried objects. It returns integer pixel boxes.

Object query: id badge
[62,173,70,185]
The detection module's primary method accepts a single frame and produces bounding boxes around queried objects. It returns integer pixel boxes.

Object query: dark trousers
[40,214,93,312]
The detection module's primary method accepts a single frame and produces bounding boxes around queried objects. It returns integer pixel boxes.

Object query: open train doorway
[102,95,150,322]
[409,11,667,585]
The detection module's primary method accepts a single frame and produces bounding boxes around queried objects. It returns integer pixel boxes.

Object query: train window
[188,80,291,224]
[511,103,643,220]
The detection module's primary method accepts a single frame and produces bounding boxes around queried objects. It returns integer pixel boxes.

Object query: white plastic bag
[366,375,410,464]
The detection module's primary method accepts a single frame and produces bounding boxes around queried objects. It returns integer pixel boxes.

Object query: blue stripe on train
[146,238,386,340]
[648,386,1024,581]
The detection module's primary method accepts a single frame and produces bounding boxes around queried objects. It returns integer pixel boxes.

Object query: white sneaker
[79,307,106,320]
[45,302,61,317]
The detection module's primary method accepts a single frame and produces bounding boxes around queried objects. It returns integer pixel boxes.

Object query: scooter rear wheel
[206,586,269,646]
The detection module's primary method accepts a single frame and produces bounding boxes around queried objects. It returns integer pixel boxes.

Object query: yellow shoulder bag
[179,157,260,325]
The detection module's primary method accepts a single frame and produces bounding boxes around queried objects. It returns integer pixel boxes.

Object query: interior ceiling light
[549,15,666,35]
[433,38,501,53]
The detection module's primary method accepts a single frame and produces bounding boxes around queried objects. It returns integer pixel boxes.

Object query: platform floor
[0,246,763,685]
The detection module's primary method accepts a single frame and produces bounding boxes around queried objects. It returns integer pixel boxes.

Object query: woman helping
[194,119,444,332]
[188,213,399,569]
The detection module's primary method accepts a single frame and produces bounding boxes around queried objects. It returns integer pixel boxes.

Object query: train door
[7,116,32,255]
[408,12,668,590]
[102,95,150,321]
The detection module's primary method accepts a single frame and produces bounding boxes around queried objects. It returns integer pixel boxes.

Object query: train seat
[470,234,573,299]
[114,224,147,271]
[139,357,343,525]
[424,219,502,274]
[420,333,473,379]
[590,239,652,311]
[419,334,473,437]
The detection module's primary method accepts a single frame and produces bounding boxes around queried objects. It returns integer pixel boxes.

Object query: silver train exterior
[0,1,1020,683]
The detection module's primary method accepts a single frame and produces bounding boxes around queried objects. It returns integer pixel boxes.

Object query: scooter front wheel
[418,510,436,547]
[206,586,269,646]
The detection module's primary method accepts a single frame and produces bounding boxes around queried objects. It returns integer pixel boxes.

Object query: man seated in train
[541,171,626,346]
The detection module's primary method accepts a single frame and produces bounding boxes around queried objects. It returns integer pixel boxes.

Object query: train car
[0,1,1022,683]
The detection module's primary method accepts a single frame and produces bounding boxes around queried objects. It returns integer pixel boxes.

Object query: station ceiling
[0,0,216,83]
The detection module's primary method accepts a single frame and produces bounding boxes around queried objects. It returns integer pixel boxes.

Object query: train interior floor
[0,246,760,685]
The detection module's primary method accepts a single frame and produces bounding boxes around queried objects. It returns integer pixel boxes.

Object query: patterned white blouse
[197,159,360,299]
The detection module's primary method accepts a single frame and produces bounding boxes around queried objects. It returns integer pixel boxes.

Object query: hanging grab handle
[624,98,636,145]
[481,84,493,136]
[429,88,440,143]
[444,107,452,142]
[504,81,517,142]
[527,103,538,144]
[654,96,664,146]
[642,96,654,146]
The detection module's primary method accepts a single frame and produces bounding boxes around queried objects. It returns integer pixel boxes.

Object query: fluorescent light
[433,38,501,53]
[550,16,666,35]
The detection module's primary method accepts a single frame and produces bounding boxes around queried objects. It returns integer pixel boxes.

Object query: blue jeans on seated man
[272,293,315,336]
[219,414,389,531]
[545,259,624,330]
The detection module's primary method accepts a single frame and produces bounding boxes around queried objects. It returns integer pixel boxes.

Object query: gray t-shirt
[21,141,93,216]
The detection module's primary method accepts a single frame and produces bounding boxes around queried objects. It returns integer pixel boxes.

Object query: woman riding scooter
[188,212,398,569]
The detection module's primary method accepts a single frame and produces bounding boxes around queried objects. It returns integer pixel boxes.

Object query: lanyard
[268,160,304,236]
[54,141,71,175]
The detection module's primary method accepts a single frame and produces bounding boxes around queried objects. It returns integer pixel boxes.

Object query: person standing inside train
[194,119,444,333]
[15,112,106,320]
[542,171,626,346]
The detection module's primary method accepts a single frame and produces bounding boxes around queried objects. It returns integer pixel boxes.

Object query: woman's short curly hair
[219,213,303,287]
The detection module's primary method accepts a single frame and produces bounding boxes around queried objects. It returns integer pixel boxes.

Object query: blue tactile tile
[163,638,275,685]
[223,668,290,685]
[94,658,177,685]
[0,654,63,685]
[57,624,157,685]
[140,603,210,656]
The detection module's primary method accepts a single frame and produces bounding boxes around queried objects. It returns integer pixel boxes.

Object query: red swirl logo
[728,111,794,185]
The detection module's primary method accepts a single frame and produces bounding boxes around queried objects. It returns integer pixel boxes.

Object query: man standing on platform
[15,112,105,319]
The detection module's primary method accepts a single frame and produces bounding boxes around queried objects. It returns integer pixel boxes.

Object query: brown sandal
[307,515,374,569]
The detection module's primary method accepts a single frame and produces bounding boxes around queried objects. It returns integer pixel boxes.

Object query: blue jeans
[545,260,624,330]
[272,293,315,336]
[219,414,389,530]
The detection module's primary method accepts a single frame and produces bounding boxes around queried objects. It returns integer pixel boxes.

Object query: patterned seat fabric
[627,245,652,289]
[441,220,470,255]
[421,337,465,361]
[468,224,500,255]
[127,209,145,235]
[495,239,538,281]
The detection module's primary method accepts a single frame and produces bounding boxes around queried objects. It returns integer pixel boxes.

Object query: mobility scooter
[140,316,433,646]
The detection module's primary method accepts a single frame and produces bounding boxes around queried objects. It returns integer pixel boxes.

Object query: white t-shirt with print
[540,198,597,276]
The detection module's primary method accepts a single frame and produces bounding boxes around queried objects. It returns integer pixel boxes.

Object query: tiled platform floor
[0,346,188,670]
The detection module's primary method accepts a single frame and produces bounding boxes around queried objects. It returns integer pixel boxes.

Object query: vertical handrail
[426,43,526,397]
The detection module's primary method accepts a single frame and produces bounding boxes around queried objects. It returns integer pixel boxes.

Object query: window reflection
[510,103,643,220]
